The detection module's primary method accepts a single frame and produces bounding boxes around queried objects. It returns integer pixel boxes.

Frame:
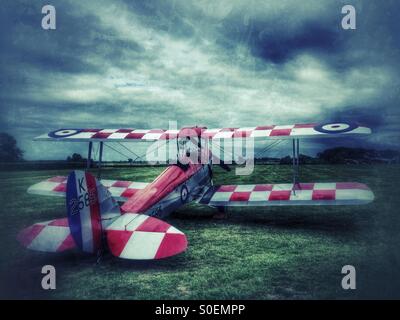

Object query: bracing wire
[210,138,288,163]
[103,143,133,161]
[117,142,143,161]
[210,139,242,164]
[255,139,286,159]
[105,139,172,163]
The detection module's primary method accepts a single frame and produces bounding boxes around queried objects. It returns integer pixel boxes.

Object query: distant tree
[279,155,292,165]
[316,147,392,164]
[0,133,24,162]
[66,153,86,162]
[279,154,320,165]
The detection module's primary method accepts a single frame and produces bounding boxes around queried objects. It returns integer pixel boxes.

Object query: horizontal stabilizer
[17,218,75,252]
[199,182,374,207]
[106,213,187,260]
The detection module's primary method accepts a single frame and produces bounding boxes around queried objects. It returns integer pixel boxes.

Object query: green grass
[0,164,400,299]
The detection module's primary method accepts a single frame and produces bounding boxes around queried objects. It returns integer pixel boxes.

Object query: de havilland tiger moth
[17,122,375,261]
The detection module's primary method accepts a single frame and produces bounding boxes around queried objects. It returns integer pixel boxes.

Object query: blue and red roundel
[48,129,82,138]
[314,122,358,134]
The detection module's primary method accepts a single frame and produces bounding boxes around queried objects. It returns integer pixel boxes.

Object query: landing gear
[96,248,104,264]
[213,206,228,219]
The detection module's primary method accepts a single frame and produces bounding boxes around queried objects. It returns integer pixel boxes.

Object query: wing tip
[359,126,372,135]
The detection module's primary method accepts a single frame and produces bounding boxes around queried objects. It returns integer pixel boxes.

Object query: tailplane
[18,170,188,260]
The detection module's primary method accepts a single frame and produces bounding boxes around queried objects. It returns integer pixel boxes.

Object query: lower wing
[199,182,374,207]
[27,176,149,202]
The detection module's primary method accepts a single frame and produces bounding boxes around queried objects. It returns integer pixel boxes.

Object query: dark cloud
[255,23,340,64]
[220,14,342,64]
[0,0,399,160]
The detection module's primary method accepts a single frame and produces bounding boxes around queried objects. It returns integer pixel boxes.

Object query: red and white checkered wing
[106,213,188,260]
[35,128,176,141]
[202,122,371,140]
[28,176,149,201]
[17,218,75,252]
[34,122,371,142]
[199,182,374,207]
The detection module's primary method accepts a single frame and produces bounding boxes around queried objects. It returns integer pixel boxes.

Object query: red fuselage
[121,163,204,214]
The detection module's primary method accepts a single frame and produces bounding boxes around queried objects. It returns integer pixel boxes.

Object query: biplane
[18,121,374,260]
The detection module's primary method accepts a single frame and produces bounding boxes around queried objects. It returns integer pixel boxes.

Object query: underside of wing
[34,122,371,143]
[27,176,149,201]
[199,182,374,207]
[17,218,75,252]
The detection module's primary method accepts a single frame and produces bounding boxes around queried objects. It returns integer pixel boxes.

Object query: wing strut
[292,139,300,194]
[98,141,104,179]
[87,141,93,169]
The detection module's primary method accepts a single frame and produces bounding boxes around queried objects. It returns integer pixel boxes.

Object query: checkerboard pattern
[28,176,149,201]
[202,124,319,139]
[35,123,370,142]
[17,218,75,252]
[17,214,188,259]
[201,182,374,206]
[106,213,188,260]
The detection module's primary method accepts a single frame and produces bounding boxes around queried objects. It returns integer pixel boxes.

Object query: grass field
[1,164,400,299]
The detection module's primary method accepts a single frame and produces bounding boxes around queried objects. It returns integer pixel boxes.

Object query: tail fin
[66,171,120,253]
[18,170,187,260]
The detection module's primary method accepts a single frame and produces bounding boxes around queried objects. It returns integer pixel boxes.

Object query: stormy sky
[1,0,399,160]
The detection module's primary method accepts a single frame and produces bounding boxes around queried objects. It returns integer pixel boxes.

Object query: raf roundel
[181,185,189,203]
[314,122,358,134]
[48,129,82,138]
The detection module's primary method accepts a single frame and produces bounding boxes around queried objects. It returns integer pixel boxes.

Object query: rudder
[66,170,119,253]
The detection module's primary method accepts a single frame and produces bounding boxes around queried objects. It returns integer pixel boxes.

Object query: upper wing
[34,128,175,142]
[199,182,374,207]
[28,176,149,202]
[202,122,370,140]
[34,122,370,142]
